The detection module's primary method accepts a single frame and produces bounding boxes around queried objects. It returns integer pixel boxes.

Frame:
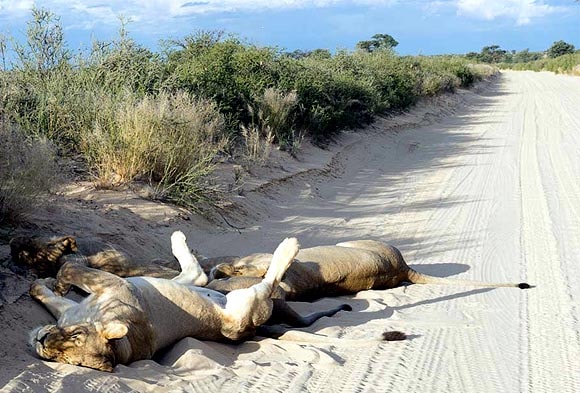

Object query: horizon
[0,1,579,58]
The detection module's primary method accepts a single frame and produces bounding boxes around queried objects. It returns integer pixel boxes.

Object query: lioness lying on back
[13,234,350,327]
[29,233,299,371]
[207,239,531,300]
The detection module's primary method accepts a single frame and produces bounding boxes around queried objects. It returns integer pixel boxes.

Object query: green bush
[164,36,278,133]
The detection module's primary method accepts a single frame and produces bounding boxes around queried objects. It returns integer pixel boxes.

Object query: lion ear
[100,322,128,340]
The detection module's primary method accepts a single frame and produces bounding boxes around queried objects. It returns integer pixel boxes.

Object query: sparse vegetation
[250,87,298,150]
[0,8,498,218]
[501,53,580,75]
[241,124,275,165]
[0,123,60,224]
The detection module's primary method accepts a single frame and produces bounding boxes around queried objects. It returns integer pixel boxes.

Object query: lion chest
[59,292,134,326]
[129,277,227,347]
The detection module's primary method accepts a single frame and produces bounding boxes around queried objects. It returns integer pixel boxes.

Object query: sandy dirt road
[1,71,579,392]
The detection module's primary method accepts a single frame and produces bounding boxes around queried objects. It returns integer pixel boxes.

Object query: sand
[1,71,579,392]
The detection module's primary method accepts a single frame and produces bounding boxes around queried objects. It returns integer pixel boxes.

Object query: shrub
[0,123,60,224]
[1,68,103,148]
[356,52,421,109]
[83,92,227,209]
[500,53,580,75]
[467,63,498,79]
[275,55,377,140]
[420,73,460,96]
[164,36,278,133]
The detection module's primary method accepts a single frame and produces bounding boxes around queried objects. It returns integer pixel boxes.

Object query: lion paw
[171,231,187,246]
[29,278,57,298]
[273,237,300,261]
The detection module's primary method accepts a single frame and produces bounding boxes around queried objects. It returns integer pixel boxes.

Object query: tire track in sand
[517,73,580,393]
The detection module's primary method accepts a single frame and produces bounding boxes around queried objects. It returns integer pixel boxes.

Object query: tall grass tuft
[0,123,60,224]
[83,92,227,208]
[252,88,297,148]
[241,123,275,165]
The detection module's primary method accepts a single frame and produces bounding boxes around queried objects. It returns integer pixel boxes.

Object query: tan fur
[10,235,181,278]
[208,239,531,301]
[15,234,349,327]
[29,234,300,372]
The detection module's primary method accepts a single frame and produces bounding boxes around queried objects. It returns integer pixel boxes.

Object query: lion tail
[406,268,532,289]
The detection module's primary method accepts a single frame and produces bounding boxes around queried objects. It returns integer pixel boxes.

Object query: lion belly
[127,277,227,349]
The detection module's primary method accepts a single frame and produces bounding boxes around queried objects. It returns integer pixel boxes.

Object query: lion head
[30,321,128,372]
[210,253,273,280]
[10,236,78,277]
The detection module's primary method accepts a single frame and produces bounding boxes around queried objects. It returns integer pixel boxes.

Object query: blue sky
[0,1,578,56]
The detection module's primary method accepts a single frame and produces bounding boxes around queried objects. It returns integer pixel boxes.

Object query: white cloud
[0,1,567,31]
[0,0,393,33]
[0,1,398,26]
[455,0,561,25]
[0,0,34,17]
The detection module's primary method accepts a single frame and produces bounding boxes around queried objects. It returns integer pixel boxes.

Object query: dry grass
[241,87,297,164]
[252,88,298,149]
[82,92,227,208]
[0,122,60,224]
[241,123,275,165]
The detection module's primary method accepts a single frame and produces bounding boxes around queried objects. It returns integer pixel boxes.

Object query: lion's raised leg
[29,278,78,319]
[169,231,208,286]
[54,261,132,297]
[220,238,299,340]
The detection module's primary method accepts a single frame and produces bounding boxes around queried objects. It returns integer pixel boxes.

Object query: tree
[512,49,542,63]
[546,40,575,58]
[356,33,398,53]
[479,45,508,63]
[285,48,331,60]
[12,7,70,75]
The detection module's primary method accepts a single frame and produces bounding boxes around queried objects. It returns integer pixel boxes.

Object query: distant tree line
[284,33,399,59]
[466,40,577,64]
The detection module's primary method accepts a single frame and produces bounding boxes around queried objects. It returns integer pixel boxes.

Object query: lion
[9,235,186,278]
[206,239,532,301]
[13,234,351,328]
[28,233,300,372]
